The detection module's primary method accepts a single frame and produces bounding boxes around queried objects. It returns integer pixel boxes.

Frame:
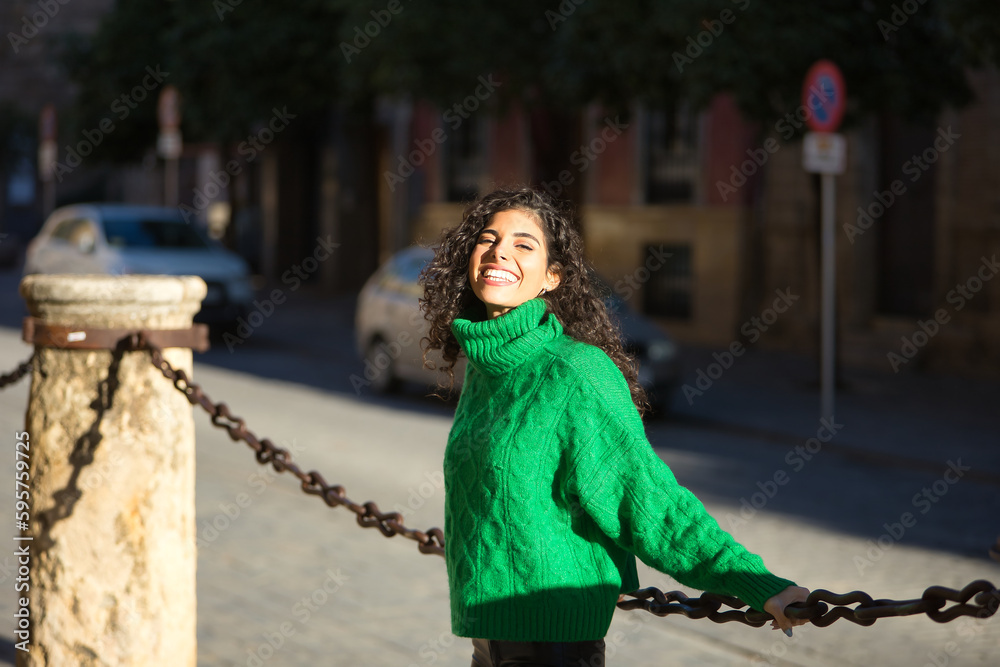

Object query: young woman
[419,187,808,666]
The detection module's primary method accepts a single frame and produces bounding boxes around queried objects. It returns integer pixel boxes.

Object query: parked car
[355,245,680,415]
[23,203,255,326]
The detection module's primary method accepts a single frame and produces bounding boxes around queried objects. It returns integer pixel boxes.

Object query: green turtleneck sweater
[444,297,795,642]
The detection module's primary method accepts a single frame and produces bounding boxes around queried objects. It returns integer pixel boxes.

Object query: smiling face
[467,209,561,319]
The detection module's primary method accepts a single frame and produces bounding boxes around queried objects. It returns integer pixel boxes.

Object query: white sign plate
[803,132,846,175]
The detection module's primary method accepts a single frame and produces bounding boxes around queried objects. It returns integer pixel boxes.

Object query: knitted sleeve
[560,346,796,612]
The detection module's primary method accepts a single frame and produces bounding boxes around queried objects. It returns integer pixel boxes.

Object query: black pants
[470,637,606,667]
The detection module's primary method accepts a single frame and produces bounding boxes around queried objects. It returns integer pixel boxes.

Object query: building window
[443,116,487,202]
[642,243,692,319]
[644,101,699,203]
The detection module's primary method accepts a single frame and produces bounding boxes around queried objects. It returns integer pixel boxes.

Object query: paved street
[0,264,998,666]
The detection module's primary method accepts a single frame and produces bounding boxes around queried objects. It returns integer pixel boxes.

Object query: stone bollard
[17,275,206,667]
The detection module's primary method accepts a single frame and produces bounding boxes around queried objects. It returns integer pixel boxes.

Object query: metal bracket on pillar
[22,317,210,353]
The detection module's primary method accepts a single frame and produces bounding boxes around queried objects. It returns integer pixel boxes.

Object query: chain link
[136,332,445,557]
[0,353,34,390]
[618,579,999,627]
[15,330,978,629]
[6,330,996,628]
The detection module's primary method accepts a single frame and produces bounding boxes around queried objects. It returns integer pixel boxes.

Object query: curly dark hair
[417,186,650,416]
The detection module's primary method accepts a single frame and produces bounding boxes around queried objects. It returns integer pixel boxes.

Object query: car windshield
[394,250,432,283]
[103,218,210,249]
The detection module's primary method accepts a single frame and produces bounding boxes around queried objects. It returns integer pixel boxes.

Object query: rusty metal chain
[618,579,999,627]
[126,332,998,629]
[134,332,445,558]
[0,353,34,389]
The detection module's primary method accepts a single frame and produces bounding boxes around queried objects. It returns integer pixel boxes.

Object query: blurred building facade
[394,71,1000,377]
[0,0,379,293]
[2,0,997,376]
[0,0,114,257]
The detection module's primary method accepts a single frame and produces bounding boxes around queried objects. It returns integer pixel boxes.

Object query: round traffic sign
[802,60,846,133]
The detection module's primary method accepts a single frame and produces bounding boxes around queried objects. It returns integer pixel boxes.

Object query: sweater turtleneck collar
[451,297,563,376]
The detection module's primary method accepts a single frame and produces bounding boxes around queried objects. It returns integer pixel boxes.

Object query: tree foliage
[59,0,349,159]
[60,0,998,161]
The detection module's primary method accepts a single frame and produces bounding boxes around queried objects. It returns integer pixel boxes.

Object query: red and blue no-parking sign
[802,60,846,133]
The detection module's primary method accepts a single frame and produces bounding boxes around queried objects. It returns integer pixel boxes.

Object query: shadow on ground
[2,261,998,569]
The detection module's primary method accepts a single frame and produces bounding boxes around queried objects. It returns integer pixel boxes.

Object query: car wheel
[365,338,401,394]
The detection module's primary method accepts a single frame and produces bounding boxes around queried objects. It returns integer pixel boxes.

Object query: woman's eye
[476,236,531,250]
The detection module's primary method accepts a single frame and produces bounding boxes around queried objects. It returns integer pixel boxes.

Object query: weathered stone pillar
[18,275,205,667]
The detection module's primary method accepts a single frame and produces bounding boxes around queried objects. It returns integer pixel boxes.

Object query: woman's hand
[763,585,811,636]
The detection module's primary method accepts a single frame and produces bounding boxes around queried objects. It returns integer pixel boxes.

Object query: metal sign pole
[157,86,182,207]
[801,59,846,425]
[42,174,56,217]
[165,157,179,206]
[821,172,835,423]
[38,105,57,217]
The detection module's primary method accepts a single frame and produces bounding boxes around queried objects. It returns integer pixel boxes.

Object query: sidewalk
[672,342,1000,482]
[650,342,1000,666]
